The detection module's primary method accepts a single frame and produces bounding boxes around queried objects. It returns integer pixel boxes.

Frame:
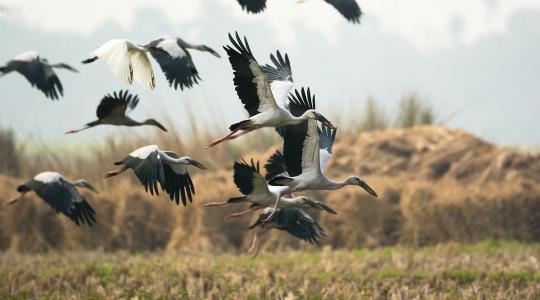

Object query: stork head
[346,176,378,197]
[182,157,207,169]
[73,179,99,194]
[297,196,338,214]
[144,119,168,132]
[303,110,336,129]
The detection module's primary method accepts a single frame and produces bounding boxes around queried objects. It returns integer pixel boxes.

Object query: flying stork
[6,172,97,226]
[104,145,206,206]
[246,207,327,257]
[264,88,378,220]
[204,159,337,220]
[65,90,167,134]
[142,37,221,91]
[206,32,335,148]
[236,0,362,24]
[0,51,78,100]
[82,39,156,90]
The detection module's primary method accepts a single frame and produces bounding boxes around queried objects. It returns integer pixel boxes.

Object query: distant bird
[236,0,362,24]
[265,88,377,220]
[104,145,206,206]
[206,32,335,148]
[142,37,221,91]
[204,159,336,219]
[6,172,97,226]
[246,207,327,257]
[0,51,78,100]
[65,90,167,134]
[82,39,155,90]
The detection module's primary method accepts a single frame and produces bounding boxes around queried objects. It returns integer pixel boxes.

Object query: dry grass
[1,241,540,299]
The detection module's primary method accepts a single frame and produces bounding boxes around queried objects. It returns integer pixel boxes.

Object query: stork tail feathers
[229,119,252,132]
[16,184,31,193]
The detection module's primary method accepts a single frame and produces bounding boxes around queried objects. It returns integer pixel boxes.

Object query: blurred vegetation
[1,241,540,299]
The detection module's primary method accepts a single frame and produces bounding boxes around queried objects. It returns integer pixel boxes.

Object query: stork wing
[160,151,196,206]
[233,159,271,196]
[323,0,362,23]
[280,88,320,176]
[130,50,155,90]
[116,145,165,195]
[264,150,289,181]
[237,0,266,13]
[14,57,64,100]
[319,124,337,173]
[93,40,133,85]
[33,177,96,226]
[278,208,327,244]
[96,90,139,119]
[224,32,278,117]
[147,38,200,91]
[261,50,293,109]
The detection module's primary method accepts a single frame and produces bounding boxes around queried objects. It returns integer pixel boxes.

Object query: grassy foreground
[1,241,540,299]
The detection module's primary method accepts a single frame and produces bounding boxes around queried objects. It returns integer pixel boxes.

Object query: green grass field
[2,240,540,299]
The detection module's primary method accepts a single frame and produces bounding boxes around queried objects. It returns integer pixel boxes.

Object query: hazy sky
[1,0,539,147]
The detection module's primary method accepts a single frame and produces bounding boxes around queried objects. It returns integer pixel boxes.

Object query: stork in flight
[206,32,335,148]
[7,172,97,226]
[264,88,378,220]
[82,39,156,90]
[143,37,221,91]
[204,159,336,220]
[0,51,78,100]
[65,90,167,134]
[246,207,327,257]
[104,145,206,206]
[236,0,362,24]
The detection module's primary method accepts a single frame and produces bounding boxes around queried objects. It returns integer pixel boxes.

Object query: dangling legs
[262,187,295,222]
[224,207,259,221]
[5,191,27,206]
[104,166,129,178]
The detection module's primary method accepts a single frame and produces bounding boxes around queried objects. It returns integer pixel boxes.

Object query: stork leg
[224,207,259,221]
[262,187,295,223]
[104,166,129,178]
[65,125,91,134]
[204,201,229,207]
[206,127,254,149]
[5,192,27,206]
[246,229,268,258]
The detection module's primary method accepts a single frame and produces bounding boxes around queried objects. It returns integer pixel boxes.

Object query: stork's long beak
[318,115,336,129]
[359,180,378,197]
[154,121,168,132]
[316,202,338,214]
[188,159,206,170]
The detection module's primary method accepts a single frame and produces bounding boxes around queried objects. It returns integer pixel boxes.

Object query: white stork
[0,51,78,100]
[246,207,327,257]
[7,172,97,226]
[82,39,155,90]
[236,0,362,24]
[204,158,337,219]
[104,145,206,206]
[206,32,335,148]
[264,88,378,220]
[142,37,221,91]
[65,90,167,134]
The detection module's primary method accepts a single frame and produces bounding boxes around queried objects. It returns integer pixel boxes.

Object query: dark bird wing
[264,150,288,181]
[279,88,320,176]
[224,32,278,117]
[10,53,64,100]
[96,90,139,119]
[160,151,196,206]
[250,207,327,244]
[233,159,270,196]
[237,0,267,13]
[115,145,165,196]
[319,124,337,172]
[323,0,362,23]
[147,38,200,91]
[22,175,96,226]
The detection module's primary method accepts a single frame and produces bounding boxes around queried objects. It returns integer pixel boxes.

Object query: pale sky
[1,0,539,146]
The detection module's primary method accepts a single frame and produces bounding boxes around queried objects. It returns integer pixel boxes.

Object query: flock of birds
[2,0,374,255]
